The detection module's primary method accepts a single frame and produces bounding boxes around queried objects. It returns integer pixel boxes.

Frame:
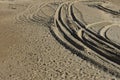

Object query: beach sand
[0,0,119,80]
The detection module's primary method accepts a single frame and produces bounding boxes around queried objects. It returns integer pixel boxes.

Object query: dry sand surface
[0,0,120,80]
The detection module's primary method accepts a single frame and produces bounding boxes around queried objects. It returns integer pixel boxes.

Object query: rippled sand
[0,0,119,80]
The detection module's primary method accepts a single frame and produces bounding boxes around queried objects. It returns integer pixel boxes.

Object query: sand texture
[0,0,120,80]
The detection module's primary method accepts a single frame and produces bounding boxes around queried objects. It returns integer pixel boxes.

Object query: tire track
[69,2,120,65]
[13,0,120,78]
[71,6,120,50]
[52,1,120,78]
[15,2,58,24]
[93,4,120,15]
[69,2,120,53]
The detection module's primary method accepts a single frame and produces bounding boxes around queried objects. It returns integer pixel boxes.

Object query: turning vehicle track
[14,0,120,78]
[52,1,120,78]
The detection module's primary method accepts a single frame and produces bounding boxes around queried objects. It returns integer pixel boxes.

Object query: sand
[0,0,120,80]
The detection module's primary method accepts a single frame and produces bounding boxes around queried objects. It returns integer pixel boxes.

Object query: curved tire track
[52,1,120,78]
[14,1,120,78]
